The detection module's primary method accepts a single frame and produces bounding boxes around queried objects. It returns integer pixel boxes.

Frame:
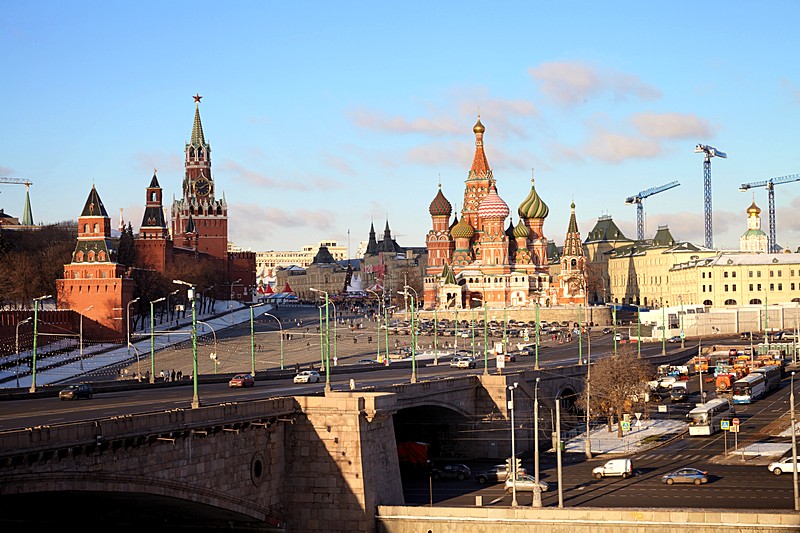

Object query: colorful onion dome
[478,184,509,219]
[518,176,549,220]
[473,117,485,134]
[513,219,530,238]
[747,200,761,215]
[451,217,475,239]
[429,185,452,217]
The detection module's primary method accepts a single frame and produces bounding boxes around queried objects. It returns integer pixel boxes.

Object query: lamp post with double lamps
[173,280,200,408]
[631,304,642,358]
[29,294,51,393]
[149,297,165,382]
[400,286,418,383]
[250,303,270,372]
[79,305,93,372]
[127,297,140,358]
[166,289,179,323]
[508,382,519,507]
[310,288,332,391]
[532,377,542,508]
[15,317,32,387]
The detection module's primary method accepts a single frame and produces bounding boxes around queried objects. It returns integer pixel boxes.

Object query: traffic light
[506,457,523,472]
[515,458,522,472]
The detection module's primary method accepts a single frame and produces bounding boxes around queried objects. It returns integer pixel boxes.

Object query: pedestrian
[333,356,338,366]
[159,370,165,381]
[349,378,356,391]
[295,362,300,374]
[171,369,176,382]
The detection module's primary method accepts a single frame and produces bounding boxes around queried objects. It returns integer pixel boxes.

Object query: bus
[732,372,767,404]
[687,398,734,436]
[750,365,781,393]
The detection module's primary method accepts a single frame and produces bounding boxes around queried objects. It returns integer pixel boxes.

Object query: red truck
[397,441,430,475]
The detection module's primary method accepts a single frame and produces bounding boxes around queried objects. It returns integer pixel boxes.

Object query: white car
[768,456,800,475]
[504,473,549,493]
[450,356,476,369]
[293,370,321,384]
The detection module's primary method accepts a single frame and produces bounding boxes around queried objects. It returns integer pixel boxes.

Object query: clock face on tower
[194,177,211,197]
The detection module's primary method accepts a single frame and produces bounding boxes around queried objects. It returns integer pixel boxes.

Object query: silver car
[504,473,549,493]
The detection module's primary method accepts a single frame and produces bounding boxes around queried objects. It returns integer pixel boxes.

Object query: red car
[228,374,255,388]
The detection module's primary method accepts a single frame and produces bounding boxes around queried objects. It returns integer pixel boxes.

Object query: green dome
[513,219,530,238]
[518,179,549,220]
[451,217,475,239]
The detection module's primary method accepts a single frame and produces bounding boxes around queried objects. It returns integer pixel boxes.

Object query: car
[602,327,612,335]
[59,383,93,400]
[475,464,527,484]
[357,358,381,365]
[592,458,633,479]
[661,467,708,485]
[504,473,549,493]
[450,356,476,369]
[502,353,517,363]
[668,335,682,343]
[293,370,321,384]
[431,463,471,480]
[228,373,254,388]
[768,456,800,475]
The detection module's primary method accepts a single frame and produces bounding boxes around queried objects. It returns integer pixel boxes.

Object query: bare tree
[578,344,653,437]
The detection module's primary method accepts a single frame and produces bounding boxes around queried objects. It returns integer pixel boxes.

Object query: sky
[2,2,800,256]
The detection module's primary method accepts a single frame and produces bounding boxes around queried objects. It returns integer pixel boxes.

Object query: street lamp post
[661,304,666,355]
[680,296,685,349]
[166,289,179,323]
[534,302,540,370]
[197,320,218,373]
[15,317,32,388]
[79,305,94,372]
[400,286,418,383]
[229,278,242,324]
[149,297,165,382]
[366,289,383,362]
[251,303,270,373]
[612,306,618,355]
[508,382,519,507]
[173,280,200,408]
[532,377,542,508]
[791,372,799,511]
[29,294,51,393]
[310,288,332,391]
[632,304,642,358]
[127,297,140,358]
[578,304,583,365]
[471,297,488,374]
[585,330,592,459]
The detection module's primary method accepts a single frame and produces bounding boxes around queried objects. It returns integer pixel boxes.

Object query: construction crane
[694,144,727,249]
[739,173,800,253]
[625,181,681,241]
[0,176,33,188]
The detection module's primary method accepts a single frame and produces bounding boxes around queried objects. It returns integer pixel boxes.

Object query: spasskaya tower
[171,94,228,260]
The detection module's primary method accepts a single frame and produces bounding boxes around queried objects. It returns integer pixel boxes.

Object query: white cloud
[632,112,714,139]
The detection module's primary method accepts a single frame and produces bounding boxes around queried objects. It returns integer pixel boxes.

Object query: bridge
[3,350,792,532]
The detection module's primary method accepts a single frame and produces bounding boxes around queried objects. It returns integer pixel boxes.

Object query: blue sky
[2,2,800,255]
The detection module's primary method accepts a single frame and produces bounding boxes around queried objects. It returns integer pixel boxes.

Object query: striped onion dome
[513,219,530,238]
[518,178,549,220]
[429,185,452,217]
[477,184,509,219]
[450,217,475,239]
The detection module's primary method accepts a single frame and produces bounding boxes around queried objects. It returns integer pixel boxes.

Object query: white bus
[750,365,782,393]
[687,398,734,436]
[732,372,767,404]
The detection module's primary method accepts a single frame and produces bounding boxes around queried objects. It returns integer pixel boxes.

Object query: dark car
[602,327,612,335]
[59,383,93,400]
[431,463,471,480]
[228,374,255,388]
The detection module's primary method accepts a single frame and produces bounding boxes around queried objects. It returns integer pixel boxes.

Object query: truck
[592,458,634,479]
[396,441,430,476]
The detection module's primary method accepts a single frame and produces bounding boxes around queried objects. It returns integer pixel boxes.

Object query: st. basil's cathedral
[423,118,586,311]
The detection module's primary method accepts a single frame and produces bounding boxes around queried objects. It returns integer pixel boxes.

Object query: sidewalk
[2,301,273,388]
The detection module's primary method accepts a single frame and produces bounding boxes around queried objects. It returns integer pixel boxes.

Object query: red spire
[470,117,490,175]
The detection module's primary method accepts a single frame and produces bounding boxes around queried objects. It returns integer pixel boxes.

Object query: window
[724,272,729,278]
[793,283,796,291]
[724,299,737,305]
[749,271,753,277]
[749,284,753,291]
[778,283,783,291]
[733,284,737,291]
[757,284,762,291]
[779,270,783,277]
[724,284,729,292]
[770,283,775,291]
[732,272,737,278]
[770,270,774,277]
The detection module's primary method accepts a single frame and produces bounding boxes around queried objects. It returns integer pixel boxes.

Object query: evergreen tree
[117,222,136,267]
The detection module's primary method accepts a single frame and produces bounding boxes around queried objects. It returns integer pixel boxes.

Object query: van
[592,458,633,479]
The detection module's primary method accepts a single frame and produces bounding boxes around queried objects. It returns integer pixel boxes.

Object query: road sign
[720,420,730,430]
[621,421,631,431]
[680,330,685,339]
[732,417,740,426]
[496,354,505,369]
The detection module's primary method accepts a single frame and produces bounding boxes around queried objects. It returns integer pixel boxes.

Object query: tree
[578,344,653,437]
[117,222,136,267]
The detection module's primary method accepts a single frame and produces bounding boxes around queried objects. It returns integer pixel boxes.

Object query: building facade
[423,118,583,311]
